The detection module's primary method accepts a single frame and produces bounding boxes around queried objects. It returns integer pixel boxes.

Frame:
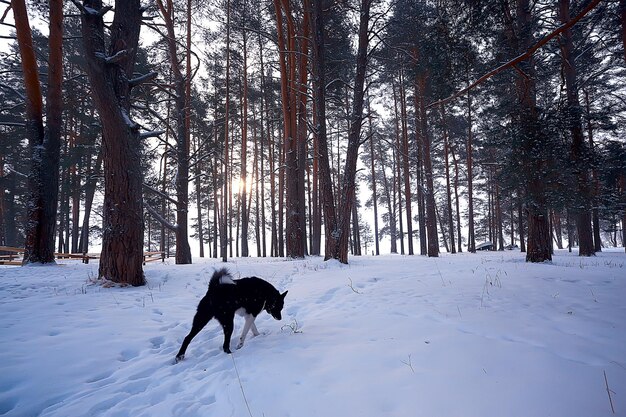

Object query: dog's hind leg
[237,315,257,349]
[175,310,213,363]
[250,321,260,337]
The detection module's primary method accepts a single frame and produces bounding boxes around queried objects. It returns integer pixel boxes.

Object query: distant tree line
[0,0,624,285]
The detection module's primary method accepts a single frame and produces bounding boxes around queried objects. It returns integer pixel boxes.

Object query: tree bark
[14,0,63,264]
[79,0,145,285]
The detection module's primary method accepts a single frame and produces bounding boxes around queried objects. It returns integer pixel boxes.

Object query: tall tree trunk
[367,101,380,255]
[79,147,103,253]
[310,0,371,263]
[393,82,404,254]
[417,73,438,257]
[413,81,427,255]
[507,0,551,262]
[333,0,371,263]
[466,90,476,253]
[79,0,145,285]
[311,102,322,256]
[309,0,338,260]
[378,141,398,253]
[450,144,463,252]
[156,0,193,264]
[273,0,308,258]
[222,0,231,262]
[584,90,602,252]
[241,23,250,257]
[441,104,455,253]
[14,0,63,264]
[621,0,626,64]
[558,0,594,256]
[400,73,414,254]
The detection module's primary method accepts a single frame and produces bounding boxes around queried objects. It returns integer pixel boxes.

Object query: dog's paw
[223,347,232,354]
[174,355,184,364]
[236,341,244,350]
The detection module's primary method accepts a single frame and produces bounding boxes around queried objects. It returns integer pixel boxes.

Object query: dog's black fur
[175,268,287,362]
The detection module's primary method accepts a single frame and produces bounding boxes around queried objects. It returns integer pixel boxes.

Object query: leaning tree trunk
[157,0,192,264]
[13,0,63,264]
[79,0,145,285]
[309,0,338,260]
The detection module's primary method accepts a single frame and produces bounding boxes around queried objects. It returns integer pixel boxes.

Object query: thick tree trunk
[273,0,307,258]
[558,0,594,256]
[14,0,63,264]
[508,0,551,262]
[80,0,145,285]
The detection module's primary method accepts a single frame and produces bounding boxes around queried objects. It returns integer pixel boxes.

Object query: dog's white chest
[235,307,248,317]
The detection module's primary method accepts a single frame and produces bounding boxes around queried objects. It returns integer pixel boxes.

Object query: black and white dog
[175,268,287,362]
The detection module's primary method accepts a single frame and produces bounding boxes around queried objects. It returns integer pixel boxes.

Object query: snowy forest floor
[1,249,625,417]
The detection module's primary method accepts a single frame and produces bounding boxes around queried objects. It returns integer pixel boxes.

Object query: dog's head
[266,290,288,320]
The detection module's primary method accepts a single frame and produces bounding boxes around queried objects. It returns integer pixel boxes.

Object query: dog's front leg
[237,315,256,349]
[221,320,234,354]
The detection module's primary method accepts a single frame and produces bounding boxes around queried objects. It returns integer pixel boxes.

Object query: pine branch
[143,183,179,206]
[129,71,158,88]
[145,203,178,231]
[427,0,604,109]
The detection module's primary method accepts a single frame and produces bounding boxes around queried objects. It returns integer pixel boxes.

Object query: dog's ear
[281,290,288,299]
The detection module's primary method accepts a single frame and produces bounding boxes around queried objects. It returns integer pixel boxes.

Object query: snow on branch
[129,71,158,89]
[95,48,129,64]
[143,183,179,206]
[145,204,178,231]
[139,130,166,139]
[69,0,112,18]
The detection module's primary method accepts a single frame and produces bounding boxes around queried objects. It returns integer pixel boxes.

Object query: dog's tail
[209,268,235,292]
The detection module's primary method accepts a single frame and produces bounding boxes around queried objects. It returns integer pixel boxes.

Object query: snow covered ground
[1,249,625,417]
